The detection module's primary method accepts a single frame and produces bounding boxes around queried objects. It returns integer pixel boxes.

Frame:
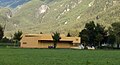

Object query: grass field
[0,48,120,65]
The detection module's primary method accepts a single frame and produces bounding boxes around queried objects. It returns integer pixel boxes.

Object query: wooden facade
[20,34,81,48]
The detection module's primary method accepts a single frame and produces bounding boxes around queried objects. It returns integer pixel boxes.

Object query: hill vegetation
[0,0,120,36]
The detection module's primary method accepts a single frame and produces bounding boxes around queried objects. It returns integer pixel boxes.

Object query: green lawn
[0,48,120,65]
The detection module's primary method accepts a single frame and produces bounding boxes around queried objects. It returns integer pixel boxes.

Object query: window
[23,42,27,44]
[25,35,39,37]
[76,39,78,41]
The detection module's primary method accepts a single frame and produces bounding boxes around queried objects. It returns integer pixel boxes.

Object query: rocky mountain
[0,0,120,36]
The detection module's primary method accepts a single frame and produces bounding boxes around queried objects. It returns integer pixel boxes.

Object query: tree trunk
[53,42,57,49]
[111,44,114,48]
[99,42,101,47]
[117,43,119,48]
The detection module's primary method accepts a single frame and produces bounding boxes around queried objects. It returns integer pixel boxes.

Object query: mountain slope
[0,0,31,8]
[0,0,120,36]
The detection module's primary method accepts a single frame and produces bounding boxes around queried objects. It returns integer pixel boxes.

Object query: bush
[0,43,20,47]
[98,46,114,49]
[0,37,12,43]
[48,46,54,49]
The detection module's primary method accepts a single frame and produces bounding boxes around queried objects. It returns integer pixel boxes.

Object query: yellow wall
[20,34,80,48]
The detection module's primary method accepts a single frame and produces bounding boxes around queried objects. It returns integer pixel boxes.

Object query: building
[20,34,81,48]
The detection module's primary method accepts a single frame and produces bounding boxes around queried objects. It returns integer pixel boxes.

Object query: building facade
[20,34,81,48]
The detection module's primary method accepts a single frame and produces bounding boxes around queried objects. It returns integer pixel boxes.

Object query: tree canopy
[111,22,120,48]
[52,32,61,49]
[79,21,107,47]
[13,31,23,41]
[0,25,4,40]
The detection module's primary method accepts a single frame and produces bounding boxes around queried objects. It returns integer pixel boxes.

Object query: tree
[85,21,96,46]
[52,32,61,49]
[95,33,103,46]
[107,34,116,48]
[94,24,107,47]
[79,29,89,46]
[13,31,23,41]
[13,31,23,47]
[0,37,11,43]
[111,22,120,48]
[0,25,4,40]
[67,32,71,37]
[79,21,95,46]
[80,21,96,46]
[79,21,107,48]
[107,27,116,48]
